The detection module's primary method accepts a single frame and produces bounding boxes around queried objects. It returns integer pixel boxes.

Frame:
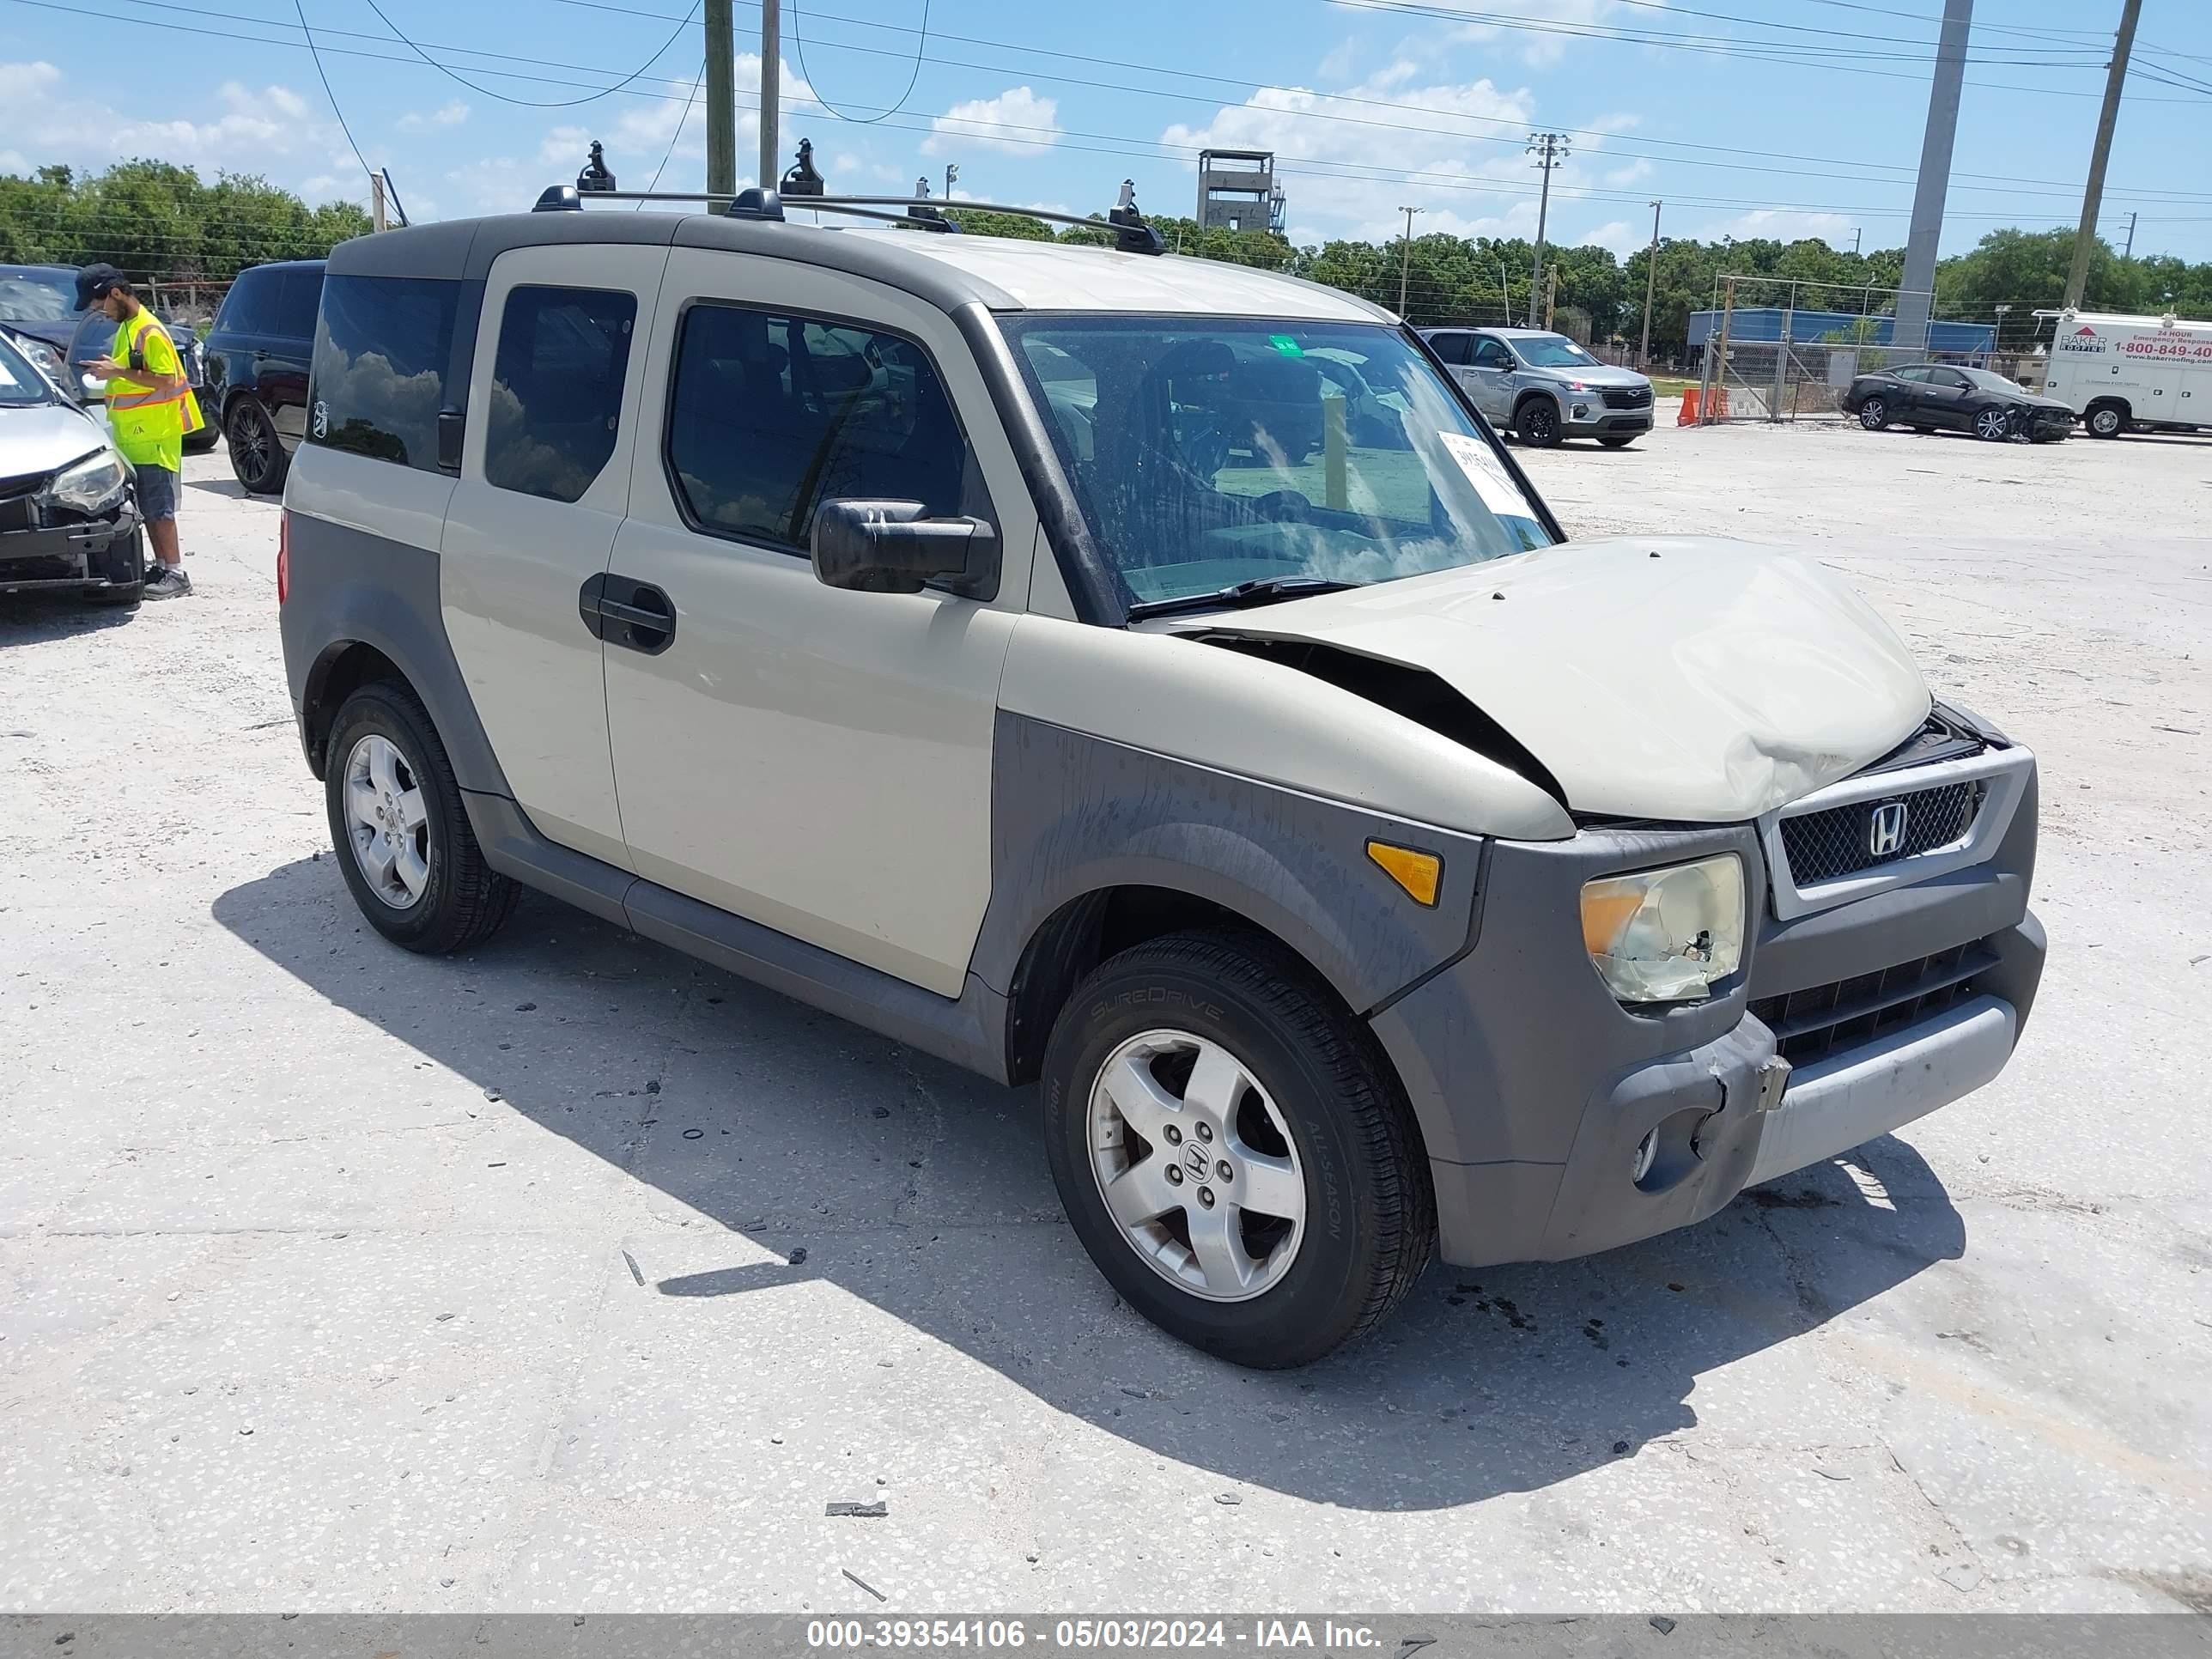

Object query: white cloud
[922,87,1061,156]
[1578,218,1644,257]
[398,100,470,132]
[1444,0,1633,68]
[1602,158,1654,188]
[1703,207,1858,246]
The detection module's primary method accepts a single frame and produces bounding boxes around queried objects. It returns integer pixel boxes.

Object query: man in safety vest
[77,264,204,600]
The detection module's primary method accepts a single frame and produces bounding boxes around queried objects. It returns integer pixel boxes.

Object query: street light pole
[1396,204,1421,319]
[1638,199,1662,370]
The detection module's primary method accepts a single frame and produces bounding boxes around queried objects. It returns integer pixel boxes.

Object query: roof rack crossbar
[532,185,1165,253]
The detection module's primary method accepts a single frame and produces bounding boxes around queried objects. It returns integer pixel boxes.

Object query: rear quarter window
[307,275,459,471]
[273,270,324,342]
[217,269,277,336]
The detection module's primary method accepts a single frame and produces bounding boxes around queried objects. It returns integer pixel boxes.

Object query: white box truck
[2038,308,2212,437]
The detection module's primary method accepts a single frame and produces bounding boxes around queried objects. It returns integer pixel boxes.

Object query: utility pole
[757,0,780,190]
[704,0,735,198]
[944,162,958,203]
[2065,0,2142,310]
[1395,204,1421,319]
[2123,208,2139,260]
[1638,199,1662,369]
[1892,0,1972,352]
[1852,227,1862,255]
[1528,132,1569,321]
[370,171,387,233]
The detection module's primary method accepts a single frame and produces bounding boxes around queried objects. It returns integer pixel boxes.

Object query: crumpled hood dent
[1198,536,1932,824]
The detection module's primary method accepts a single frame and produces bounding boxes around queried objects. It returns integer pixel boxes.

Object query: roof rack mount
[530,182,1167,255]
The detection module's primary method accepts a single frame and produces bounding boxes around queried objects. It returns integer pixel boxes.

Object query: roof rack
[531,178,1167,256]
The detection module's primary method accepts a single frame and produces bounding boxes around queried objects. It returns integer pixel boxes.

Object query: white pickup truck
[2039,307,2212,437]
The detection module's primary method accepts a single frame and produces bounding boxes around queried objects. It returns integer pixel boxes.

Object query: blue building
[1687,307,1995,356]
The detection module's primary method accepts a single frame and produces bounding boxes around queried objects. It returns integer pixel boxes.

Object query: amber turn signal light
[1365,840,1442,908]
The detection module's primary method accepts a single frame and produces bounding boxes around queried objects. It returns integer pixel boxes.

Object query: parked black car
[203,259,324,493]
[0,263,82,353]
[0,325,143,605]
[64,307,220,453]
[1842,362,2073,442]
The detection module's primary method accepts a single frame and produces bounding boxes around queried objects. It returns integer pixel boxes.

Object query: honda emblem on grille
[1868,800,1909,858]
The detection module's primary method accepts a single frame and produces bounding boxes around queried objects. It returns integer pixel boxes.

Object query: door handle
[580,574,676,655]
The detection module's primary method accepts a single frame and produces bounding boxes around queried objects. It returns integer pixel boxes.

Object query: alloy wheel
[1975,407,2011,441]
[228,404,275,490]
[1086,1029,1306,1303]
[1859,398,1887,430]
[342,733,431,908]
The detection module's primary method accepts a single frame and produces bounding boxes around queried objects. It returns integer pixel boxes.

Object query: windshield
[0,330,56,405]
[1003,317,1555,613]
[1960,367,2027,393]
[0,270,79,325]
[1511,333,1601,369]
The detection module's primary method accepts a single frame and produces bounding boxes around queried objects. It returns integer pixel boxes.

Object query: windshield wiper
[1127,575,1359,622]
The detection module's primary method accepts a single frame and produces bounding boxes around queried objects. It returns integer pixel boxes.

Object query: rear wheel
[227,397,289,494]
[2086,401,2127,439]
[325,681,518,954]
[1858,397,1890,431]
[1042,930,1433,1368]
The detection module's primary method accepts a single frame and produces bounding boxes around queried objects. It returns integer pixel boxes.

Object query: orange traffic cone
[1678,387,1700,424]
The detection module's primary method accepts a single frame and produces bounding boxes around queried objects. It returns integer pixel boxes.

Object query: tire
[1514,398,1563,447]
[324,680,519,954]
[1857,397,1889,431]
[227,397,289,494]
[1972,405,2013,442]
[1596,433,1638,449]
[1041,929,1434,1368]
[2086,401,2126,439]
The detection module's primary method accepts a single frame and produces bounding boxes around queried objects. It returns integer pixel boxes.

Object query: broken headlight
[1580,854,1745,1003]
[42,448,129,516]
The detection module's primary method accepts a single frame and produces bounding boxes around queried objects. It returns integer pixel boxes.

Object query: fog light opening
[1631,1129,1658,1185]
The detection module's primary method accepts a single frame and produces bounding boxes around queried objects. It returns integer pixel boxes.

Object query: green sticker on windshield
[1269,334,1304,356]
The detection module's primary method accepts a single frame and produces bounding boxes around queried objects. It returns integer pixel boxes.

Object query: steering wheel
[1251,489,1312,523]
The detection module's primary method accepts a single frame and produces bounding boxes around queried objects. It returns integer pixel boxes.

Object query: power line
[291,0,376,188]
[793,0,930,123]
[357,0,701,108]
[638,57,707,206]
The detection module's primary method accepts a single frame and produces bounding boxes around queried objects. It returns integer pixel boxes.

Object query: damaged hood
[1194,536,1930,823]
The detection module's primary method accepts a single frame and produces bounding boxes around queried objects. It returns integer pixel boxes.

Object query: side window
[273,270,323,342]
[1931,368,1967,390]
[1472,337,1515,370]
[1890,367,1929,383]
[218,270,275,336]
[665,303,979,551]
[1427,331,1470,366]
[484,285,636,504]
[307,274,459,471]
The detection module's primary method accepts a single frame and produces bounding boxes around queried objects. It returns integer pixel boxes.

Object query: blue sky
[3,0,2209,263]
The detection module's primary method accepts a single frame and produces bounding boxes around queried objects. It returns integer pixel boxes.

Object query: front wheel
[1042,931,1433,1368]
[1515,398,1563,447]
[1973,405,2014,442]
[325,681,518,954]
[1858,397,1890,430]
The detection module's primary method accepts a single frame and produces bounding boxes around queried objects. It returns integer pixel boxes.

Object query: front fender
[969,711,1486,1017]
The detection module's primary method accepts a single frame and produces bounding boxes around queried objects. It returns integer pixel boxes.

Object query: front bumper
[1369,762,2043,1268]
[1565,406,1654,435]
[0,507,142,592]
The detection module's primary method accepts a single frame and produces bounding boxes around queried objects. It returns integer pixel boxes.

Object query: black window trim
[657,294,1000,579]
[481,277,643,503]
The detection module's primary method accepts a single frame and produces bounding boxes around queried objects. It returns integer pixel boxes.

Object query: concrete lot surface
[2,422,2209,1613]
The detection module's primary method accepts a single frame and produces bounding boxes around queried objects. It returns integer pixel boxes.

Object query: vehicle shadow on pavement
[0,592,139,642]
[185,477,252,501]
[214,860,1966,1512]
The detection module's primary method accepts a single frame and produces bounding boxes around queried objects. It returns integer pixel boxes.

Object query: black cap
[76,263,125,305]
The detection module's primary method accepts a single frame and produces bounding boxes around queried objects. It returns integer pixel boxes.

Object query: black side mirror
[811,498,998,599]
[436,406,465,475]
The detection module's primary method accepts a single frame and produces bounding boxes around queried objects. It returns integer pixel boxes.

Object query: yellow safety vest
[107,308,204,469]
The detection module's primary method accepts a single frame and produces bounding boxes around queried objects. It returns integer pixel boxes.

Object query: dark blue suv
[203,258,324,493]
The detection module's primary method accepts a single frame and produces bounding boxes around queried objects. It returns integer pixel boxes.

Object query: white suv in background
[278,191,2044,1367]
